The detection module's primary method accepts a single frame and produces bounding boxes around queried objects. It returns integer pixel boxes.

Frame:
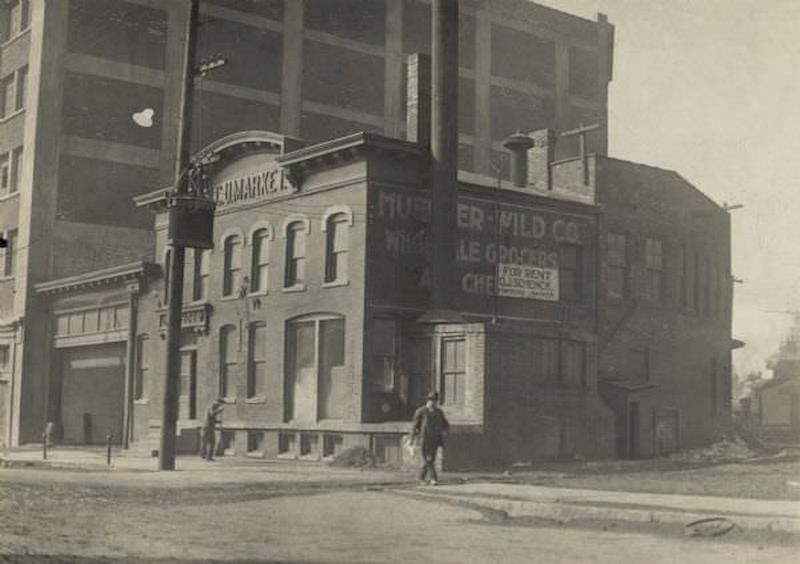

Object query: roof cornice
[35,261,159,296]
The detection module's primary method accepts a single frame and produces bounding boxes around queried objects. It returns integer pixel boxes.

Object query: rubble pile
[668,436,758,463]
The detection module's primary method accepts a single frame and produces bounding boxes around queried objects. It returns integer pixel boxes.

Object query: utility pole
[159,0,200,471]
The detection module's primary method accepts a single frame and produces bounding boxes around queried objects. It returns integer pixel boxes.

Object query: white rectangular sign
[497,263,559,301]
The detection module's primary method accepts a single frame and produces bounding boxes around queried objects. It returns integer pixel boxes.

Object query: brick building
[2,1,734,467]
[0,0,613,449]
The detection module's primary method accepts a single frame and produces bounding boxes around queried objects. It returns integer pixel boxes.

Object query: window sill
[133,399,149,405]
[282,284,306,293]
[1,28,30,50]
[0,191,20,203]
[277,452,297,460]
[0,275,15,282]
[219,295,240,302]
[322,279,349,289]
[245,396,267,404]
[246,451,265,458]
[0,108,25,125]
[221,396,237,404]
[247,290,269,298]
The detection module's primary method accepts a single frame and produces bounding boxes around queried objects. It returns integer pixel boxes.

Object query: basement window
[322,434,343,459]
[247,431,265,456]
[278,432,296,458]
[299,433,318,458]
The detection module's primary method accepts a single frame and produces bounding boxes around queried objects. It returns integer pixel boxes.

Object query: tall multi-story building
[0,0,613,447]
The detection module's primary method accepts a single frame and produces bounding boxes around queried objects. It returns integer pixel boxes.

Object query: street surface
[1,464,798,564]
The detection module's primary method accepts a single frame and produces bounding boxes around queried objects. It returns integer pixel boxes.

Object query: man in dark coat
[200,398,224,461]
[410,391,450,485]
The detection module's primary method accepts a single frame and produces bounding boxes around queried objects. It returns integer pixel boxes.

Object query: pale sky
[536,0,800,377]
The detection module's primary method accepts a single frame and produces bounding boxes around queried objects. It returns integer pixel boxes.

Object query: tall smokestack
[429,0,459,314]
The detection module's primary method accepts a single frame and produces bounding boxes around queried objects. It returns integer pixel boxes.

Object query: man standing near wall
[200,398,224,461]
[411,392,450,485]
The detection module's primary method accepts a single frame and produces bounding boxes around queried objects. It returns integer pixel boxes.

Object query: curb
[394,489,800,534]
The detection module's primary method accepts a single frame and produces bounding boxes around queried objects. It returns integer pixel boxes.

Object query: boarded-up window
[250,229,270,294]
[370,318,397,392]
[559,245,582,301]
[284,223,306,287]
[561,341,585,387]
[325,214,349,284]
[223,234,243,297]
[192,249,209,302]
[219,325,237,397]
[247,323,267,398]
[441,337,466,406]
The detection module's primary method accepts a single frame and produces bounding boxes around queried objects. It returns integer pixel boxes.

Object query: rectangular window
[250,229,270,294]
[606,232,627,298]
[219,325,237,397]
[371,318,397,392]
[14,66,27,111]
[644,238,664,303]
[247,431,265,454]
[223,235,243,297]
[441,337,466,406]
[0,344,9,376]
[561,340,586,387]
[0,73,14,119]
[325,215,349,283]
[559,245,582,301]
[9,147,21,194]
[247,322,267,398]
[2,1,29,41]
[285,223,306,287]
[0,153,8,194]
[192,249,209,302]
[134,335,149,400]
[535,338,559,385]
[3,229,16,277]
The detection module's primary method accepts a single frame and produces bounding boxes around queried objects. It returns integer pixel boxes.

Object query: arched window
[192,249,209,302]
[284,221,306,288]
[324,213,349,284]
[223,234,243,297]
[219,324,237,397]
[250,228,270,294]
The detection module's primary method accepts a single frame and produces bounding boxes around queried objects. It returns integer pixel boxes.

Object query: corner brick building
[0,0,613,449]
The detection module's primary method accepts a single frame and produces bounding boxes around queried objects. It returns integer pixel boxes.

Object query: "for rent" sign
[497,263,559,301]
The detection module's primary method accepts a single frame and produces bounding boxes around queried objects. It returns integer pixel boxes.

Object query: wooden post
[159,0,199,471]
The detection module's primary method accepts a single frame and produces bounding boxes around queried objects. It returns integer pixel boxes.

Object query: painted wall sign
[496,263,559,301]
[213,167,293,208]
[373,187,589,302]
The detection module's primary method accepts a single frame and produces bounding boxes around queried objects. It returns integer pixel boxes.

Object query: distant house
[757,314,800,445]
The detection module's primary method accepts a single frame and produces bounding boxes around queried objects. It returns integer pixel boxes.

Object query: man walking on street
[410,391,450,485]
[200,398,225,461]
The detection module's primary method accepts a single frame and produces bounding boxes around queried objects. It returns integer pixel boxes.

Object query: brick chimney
[503,132,535,188]
[528,128,557,191]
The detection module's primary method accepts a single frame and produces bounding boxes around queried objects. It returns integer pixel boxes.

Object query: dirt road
[0,468,797,563]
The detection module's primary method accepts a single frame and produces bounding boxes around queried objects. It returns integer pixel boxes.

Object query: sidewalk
[0,445,410,487]
[398,482,800,533]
